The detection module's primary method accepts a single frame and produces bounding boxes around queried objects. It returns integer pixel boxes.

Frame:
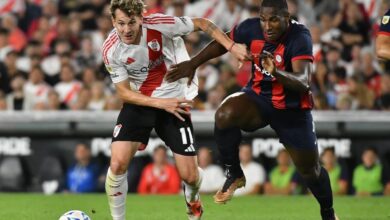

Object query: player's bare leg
[286,146,337,220]
[106,141,140,220]
[213,92,265,204]
[174,154,203,220]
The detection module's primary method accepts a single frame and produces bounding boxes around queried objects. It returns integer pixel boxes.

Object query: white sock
[183,167,203,203]
[105,167,128,220]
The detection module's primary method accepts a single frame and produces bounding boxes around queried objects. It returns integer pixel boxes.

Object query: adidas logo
[184,144,196,152]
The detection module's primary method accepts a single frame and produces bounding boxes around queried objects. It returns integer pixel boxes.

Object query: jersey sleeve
[104,50,128,84]
[290,29,313,62]
[143,14,194,38]
[379,10,390,36]
[229,20,250,46]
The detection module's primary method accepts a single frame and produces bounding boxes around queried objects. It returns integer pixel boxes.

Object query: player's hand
[260,50,276,75]
[155,98,193,121]
[230,43,253,63]
[166,61,196,86]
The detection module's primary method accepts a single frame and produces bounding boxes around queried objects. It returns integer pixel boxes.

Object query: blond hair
[110,0,145,18]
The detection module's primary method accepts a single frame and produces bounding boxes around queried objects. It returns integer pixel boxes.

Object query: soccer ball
[59,210,91,220]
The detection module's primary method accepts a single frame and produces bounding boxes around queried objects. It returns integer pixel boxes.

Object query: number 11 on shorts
[179,127,194,144]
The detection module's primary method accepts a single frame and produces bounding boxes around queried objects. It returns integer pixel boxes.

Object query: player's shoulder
[289,20,311,37]
[143,13,176,27]
[102,29,121,64]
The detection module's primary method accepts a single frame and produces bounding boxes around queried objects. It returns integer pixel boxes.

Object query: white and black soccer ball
[59,210,91,220]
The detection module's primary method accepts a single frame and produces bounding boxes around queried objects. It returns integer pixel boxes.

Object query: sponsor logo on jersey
[383,16,389,24]
[113,124,122,138]
[148,39,160,51]
[275,54,283,64]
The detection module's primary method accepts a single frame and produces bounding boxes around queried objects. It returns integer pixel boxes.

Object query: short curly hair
[110,0,145,18]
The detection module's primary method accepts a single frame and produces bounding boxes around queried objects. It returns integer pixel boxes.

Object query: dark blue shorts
[243,88,318,150]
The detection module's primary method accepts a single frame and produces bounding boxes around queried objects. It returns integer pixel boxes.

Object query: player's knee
[215,106,236,129]
[297,165,320,180]
[110,160,128,175]
[181,172,199,186]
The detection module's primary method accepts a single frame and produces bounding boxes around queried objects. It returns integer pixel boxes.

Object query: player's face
[259,7,289,42]
[112,9,143,45]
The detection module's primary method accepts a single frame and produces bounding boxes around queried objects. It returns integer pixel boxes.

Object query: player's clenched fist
[260,50,276,75]
[229,43,253,63]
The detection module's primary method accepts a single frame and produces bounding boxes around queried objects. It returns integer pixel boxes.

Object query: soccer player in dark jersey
[376,9,390,59]
[167,0,338,219]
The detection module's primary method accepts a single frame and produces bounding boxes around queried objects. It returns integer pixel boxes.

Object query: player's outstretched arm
[376,34,390,60]
[192,18,251,62]
[115,80,192,121]
[261,51,311,93]
[167,38,230,84]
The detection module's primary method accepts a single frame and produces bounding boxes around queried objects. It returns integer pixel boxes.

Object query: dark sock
[305,167,334,220]
[214,124,243,177]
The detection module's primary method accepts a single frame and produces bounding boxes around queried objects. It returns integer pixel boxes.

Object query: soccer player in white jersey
[103,1,250,220]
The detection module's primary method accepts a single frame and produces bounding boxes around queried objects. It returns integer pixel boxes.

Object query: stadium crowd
[2,141,388,196]
[1,0,390,111]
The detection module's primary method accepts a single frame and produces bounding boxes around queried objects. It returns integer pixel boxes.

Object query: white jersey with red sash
[102,14,198,100]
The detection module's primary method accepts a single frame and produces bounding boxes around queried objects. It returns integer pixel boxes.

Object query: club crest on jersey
[113,124,122,138]
[382,16,389,24]
[275,54,283,64]
[148,39,160,51]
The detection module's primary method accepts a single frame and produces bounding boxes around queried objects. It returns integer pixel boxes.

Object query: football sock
[214,125,244,177]
[305,167,334,220]
[105,167,128,220]
[183,167,203,203]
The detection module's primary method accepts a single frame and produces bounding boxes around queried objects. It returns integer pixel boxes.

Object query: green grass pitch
[0,194,389,220]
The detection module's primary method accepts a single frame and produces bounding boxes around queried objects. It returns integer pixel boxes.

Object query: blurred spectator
[0,92,7,110]
[66,143,100,193]
[41,39,72,80]
[359,48,381,97]
[1,13,27,52]
[6,75,27,110]
[16,40,43,73]
[88,81,107,111]
[204,84,226,110]
[81,67,98,89]
[346,75,375,109]
[219,64,241,95]
[375,73,390,110]
[197,147,225,194]
[320,147,348,195]
[235,143,266,196]
[138,145,181,194]
[0,61,11,94]
[54,64,82,108]
[337,2,370,61]
[264,149,297,195]
[4,50,24,79]
[24,66,51,110]
[144,0,164,16]
[75,36,101,70]
[104,94,122,110]
[196,63,219,91]
[75,0,106,31]
[44,90,67,110]
[0,28,12,61]
[353,147,385,195]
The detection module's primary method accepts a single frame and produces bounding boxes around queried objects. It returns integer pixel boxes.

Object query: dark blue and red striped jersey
[379,9,390,35]
[230,18,314,109]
